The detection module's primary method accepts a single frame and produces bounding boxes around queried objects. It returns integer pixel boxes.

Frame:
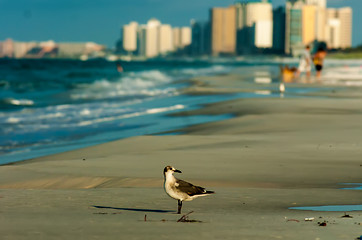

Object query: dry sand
[0,71,362,240]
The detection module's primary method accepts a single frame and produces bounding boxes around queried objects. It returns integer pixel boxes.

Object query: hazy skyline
[0,0,361,48]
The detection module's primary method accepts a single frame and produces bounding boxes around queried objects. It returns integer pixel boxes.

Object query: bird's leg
[177,200,182,214]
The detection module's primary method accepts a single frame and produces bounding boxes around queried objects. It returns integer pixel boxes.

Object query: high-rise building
[210,6,237,56]
[337,7,352,49]
[122,22,138,53]
[190,20,211,56]
[173,28,181,50]
[315,7,327,42]
[285,0,304,56]
[137,26,147,57]
[284,0,352,53]
[305,0,326,8]
[235,2,248,53]
[159,24,174,55]
[254,21,273,48]
[247,1,273,48]
[180,27,192,48]
[302,5,317,46]
[145,18,161,58]
[272,7,286,53]
[234,0,273,53]
[325,9,339,48]
[325,7,352,49]
[121,18,192,58]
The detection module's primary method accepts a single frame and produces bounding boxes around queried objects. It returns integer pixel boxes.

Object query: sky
[0,0,361,48]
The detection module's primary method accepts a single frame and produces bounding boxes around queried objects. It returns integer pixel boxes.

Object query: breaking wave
[70,70,176,100]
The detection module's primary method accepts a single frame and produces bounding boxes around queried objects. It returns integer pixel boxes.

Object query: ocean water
[0,58,254,164]
[1,58,361,165]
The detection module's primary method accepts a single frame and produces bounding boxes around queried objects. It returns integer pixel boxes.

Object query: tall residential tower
[235,0,273,53]
[210,6,237,56]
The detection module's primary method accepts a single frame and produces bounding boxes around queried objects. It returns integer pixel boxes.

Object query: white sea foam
[179,65,230,76]
[322,66,362,85]
[70,70,176,100]
[37,112,64,119]
[80,109,91,116]
[55,104,72,110]
[254,77,272,84]
[324,66,362,80]
[78,104,185,126]
[255,90,271,95]
[5,98,34,106]
[6,117,21,124]
[146,104,184,114]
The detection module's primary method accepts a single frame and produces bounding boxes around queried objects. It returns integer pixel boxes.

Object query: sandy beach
[1,69,362,239]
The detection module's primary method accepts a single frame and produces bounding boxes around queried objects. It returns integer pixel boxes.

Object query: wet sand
[1,71,362,239]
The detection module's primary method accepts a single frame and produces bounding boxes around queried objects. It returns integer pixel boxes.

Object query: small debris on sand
[287,219,300,223]
[341,212,353,218]
[318,221,327,226]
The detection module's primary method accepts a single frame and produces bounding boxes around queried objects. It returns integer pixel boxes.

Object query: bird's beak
[174,169,182,173]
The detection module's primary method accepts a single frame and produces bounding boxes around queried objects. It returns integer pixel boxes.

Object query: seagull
[279,82,285,93]
[163,166,214,214]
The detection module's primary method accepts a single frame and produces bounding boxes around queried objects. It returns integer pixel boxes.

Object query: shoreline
[1,69,362,239]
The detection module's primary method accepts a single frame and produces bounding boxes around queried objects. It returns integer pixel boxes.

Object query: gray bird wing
[175,178,208,196]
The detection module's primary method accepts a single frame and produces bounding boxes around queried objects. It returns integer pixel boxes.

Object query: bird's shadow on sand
[92,205,174,213]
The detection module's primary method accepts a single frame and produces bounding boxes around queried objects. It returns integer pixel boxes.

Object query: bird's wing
[175,178,208,196]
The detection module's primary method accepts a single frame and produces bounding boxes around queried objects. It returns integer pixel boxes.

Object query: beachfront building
[0,39,15,58]
[285,0,352,55]
[145,18,161,58]
[326,7,352,49]
[302,4,317,46]
[0,39,105,59]
[171,26,192,55]
[190,20,211,56]
[285,0,327,55]
[301,1,352,50]
[172,28,181,51]
[12,41,38,58]
[300,0,332,48]
[285,0,304,56]
[180,27,192,49]
[325,15,341,49]
[120,19,192,58]
[272,7,286,54]
[159,24,174,55]
[245,0,273,48]
[315,7,327,42]
[137,26,147,57]
[235,0,273,54]
[122,21,138,55]
[305,0,326,8]
[57,42,105,59]
[210,6,237,56]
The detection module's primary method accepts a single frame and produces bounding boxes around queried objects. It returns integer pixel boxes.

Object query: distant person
[313,48,327,78]
[295,45,312,78]
[116,63,124,73]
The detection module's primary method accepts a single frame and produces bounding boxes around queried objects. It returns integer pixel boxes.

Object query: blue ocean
[0,58,324,165]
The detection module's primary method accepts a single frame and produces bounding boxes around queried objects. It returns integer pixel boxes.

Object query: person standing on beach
[313,48,327,78]
[295,45,312,78]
